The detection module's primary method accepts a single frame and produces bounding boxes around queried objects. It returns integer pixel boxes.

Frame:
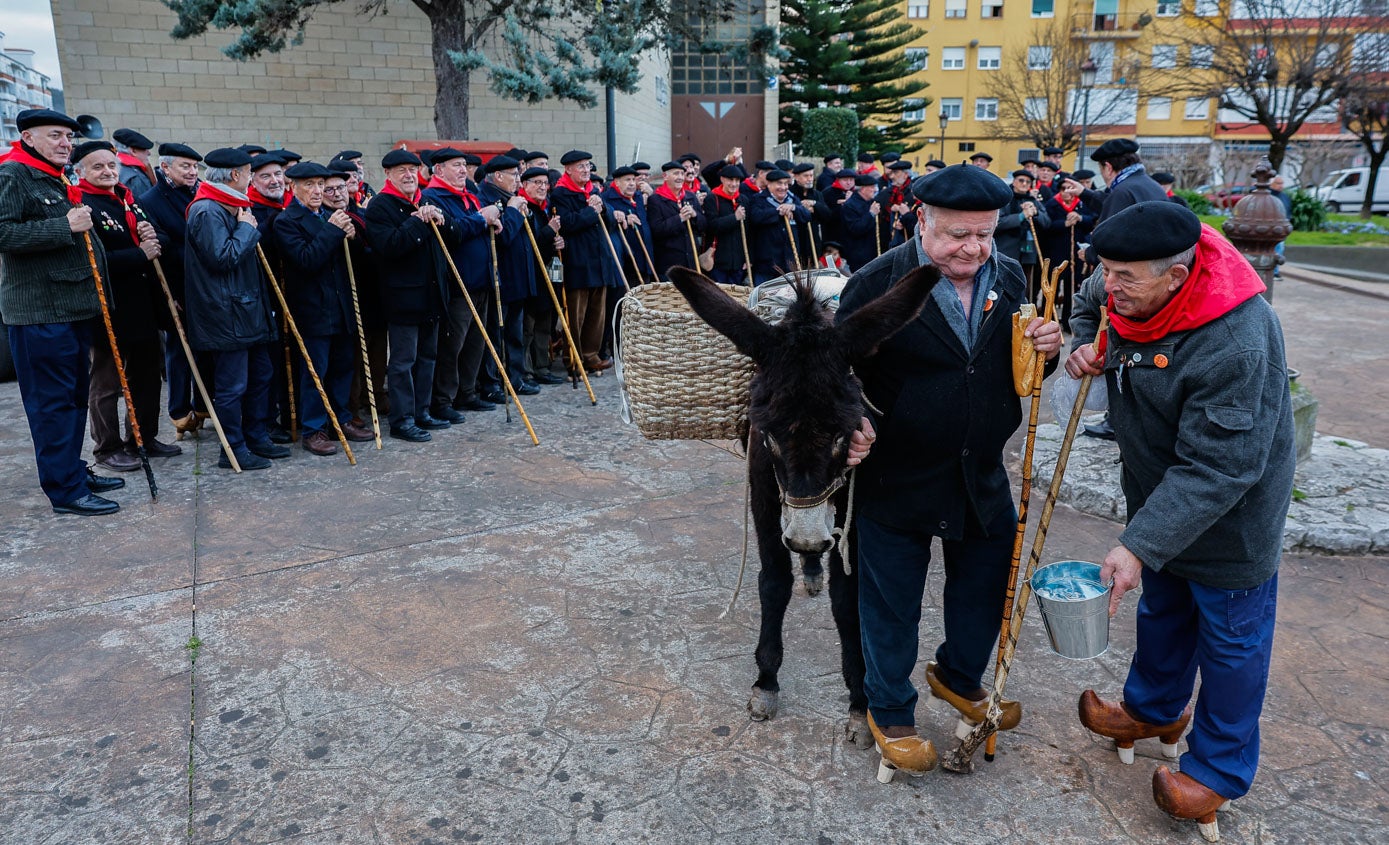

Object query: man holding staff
[551,150,621,375]
[1064,201,1293,842]
[837,164,1062,781]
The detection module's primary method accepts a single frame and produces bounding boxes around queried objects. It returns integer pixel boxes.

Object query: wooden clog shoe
[866,711,936,784]
[1078,689,1192,764]
[925,661,1021,740]
[1153,765,1232,842]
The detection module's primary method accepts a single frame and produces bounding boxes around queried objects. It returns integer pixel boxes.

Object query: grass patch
[1292,488,1308,503]
[1198,214,1389,246]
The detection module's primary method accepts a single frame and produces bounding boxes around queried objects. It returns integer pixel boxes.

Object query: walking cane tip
[984,752,995,762]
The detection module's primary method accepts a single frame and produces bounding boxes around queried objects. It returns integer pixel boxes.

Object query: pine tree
[779,0,928,153]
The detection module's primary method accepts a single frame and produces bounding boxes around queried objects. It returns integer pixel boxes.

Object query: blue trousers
[299,333,354,436]
[210,345,274,451]
[1123,568,1278,799]
[857,505,1016,727]
[166,334,193,417]
[708,268,747,287]
[9,321,93,506]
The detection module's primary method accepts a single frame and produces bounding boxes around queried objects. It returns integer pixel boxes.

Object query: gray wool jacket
[0,160,105,326]
[1070,267,1294,590]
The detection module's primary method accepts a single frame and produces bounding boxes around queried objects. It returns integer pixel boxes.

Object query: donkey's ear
[837,264,938,363]
[669,267,776,363]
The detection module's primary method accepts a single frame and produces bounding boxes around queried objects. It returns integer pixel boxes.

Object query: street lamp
[1077,58,1098,170]
[939,111,950,155]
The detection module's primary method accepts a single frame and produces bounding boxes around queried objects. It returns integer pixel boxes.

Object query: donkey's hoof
[845,711,874,750]
[803,571,825,597]
[747,687,779,721]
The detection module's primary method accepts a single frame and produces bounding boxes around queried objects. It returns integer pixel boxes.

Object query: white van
[1313,167,1389,213]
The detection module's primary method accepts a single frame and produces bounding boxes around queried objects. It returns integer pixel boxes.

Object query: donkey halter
[778,470,848,510]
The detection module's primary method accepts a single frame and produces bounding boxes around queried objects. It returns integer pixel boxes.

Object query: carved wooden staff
[342,239,381,449]
[522,216,596,404]
[598,216,632,291]
[487,225,512,423]
[738,216,754,286]
[783,214,801,270]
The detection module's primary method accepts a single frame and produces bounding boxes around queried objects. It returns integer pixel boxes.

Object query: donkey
[668,265,937,745]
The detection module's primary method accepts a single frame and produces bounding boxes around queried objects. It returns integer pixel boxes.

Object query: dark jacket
[0,160,104,326]
[525,196,562,270]
[420,184,493,293]
[995,192,1052,266]
[647,189,706,279]
[839,192,880,272]
[271,200,353,337]
[1041,194,1097,274]
[477,182,538,304]
[838,242,1048,538]
[551,180,622,290]
[137,173,195,302]
[791,183,833,257]
[1098,167,1168,223]
[184,196,276,352]
[820,185,851,246]
[363,191,457,325]
[602,186,651,283]
[343,200,384,331]
[746,190,811,276]
[81,188,162,343]
[702,190,749,275]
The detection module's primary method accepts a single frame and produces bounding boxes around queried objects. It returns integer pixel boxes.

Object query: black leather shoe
[267,426,293,444]
[480,389,507,405]
[390,425,432,443]
[431,406,466,424]
[1083,415,1117,441]
[515,381,541,396]
[53,493,120,516]
[86,469,126,493]
[417,411,451,430]
[218,449,272,470]
[140,439,184,458]
[248,440,292,459]
[457,396,496,412]
[533,372,567,385]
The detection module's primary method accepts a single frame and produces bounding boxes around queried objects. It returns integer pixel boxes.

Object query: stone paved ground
[1,272,1386,844]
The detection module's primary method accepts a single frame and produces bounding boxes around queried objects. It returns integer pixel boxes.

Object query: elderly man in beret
[1063,202,1292,841]
[837,164,1063,780]
[647,160,706,281]
[1089,139,1167,224]
[838,173,883,273]
[112,128,156,196]
[0,108,129,515]
[746,169,812,284]
[551,150,624,375]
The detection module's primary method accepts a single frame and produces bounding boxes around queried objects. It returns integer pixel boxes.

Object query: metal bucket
[1031,561,1111,659]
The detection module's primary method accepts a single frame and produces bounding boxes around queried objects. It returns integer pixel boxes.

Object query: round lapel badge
[1154,353,1170,369]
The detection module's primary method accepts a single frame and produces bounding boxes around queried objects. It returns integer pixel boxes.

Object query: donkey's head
[669,266,937,553]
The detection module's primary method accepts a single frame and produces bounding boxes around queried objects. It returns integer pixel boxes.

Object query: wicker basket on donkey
[617,282,753,441]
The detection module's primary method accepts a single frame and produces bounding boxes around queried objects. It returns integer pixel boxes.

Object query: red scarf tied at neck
[379,178,421,205]
[248,184,285,209]
[654,183,688,204]
[519,184,548,212]
[555,172,596,196]
[712,184,740,204]
[78,179,141,245]
[190,181,252,213]
[1106,224,1266,345]
[426,175,480,210]
[6,143,82,203]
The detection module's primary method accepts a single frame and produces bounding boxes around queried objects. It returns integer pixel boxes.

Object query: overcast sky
[1,0,63,87]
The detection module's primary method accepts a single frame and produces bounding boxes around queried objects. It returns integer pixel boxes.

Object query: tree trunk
[1267,135,1288,174]
[430,11,472,140]
[1362,146,1387,220]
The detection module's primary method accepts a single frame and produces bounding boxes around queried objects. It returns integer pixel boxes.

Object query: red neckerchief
[712,184,740,203]
[379,178,421,205]
[654,183,686,204]
[1166,189,1177,198]
[1106,225,1265,344]
[425,175,480,210]
[742,177,759,194]
[604,186,638,208]
[116,151,152,179]
[7,143,82,203]
[519,185,548,212]
[1053,194,1081,214]
[555,173,596,196]
[79,179,141,245]
[889,183,909,206]
[0,139,16,164]
[247,184,284,209]
[189,181,252,212]
[857,164,880,177]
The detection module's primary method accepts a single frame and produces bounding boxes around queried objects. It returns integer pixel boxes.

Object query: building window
[1024,97,1048,120]
[1146,96,1172,120]
[945,0,968,17]
[1032,0,1054,16]
[977,47,1002,69]
[959,141,977,152]
[942,47,967,70]
[1190,45,1213,68]
[982,0,1004,17]
[908,2,930,17]
[1195,0,1219,14]
[1184,97,1210,119]
[1152,45,1177,68]
[906,47,929,72]
[940,98,964,120]
[976,98,999,120]
[1028,46,1053,69]
[903,99,926,122]
[1156,0,1180,13]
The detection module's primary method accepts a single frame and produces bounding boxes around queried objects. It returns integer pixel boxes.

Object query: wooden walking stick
[281,313,297,441]
[873,209,882,258]
[623,226,646,284]
[685,214,700,269]
[738,216,754,286]
[982,257,1063,763]
[486,227,513,424]
[432,222,540,445]
[522,216,596,405]
[150,257,240,471]
[599,217,632,291]
[635,226,659,281]
[783,215,802,270]
[256,246,356,465]
[806,214,818,267]
[71,192,158,500]
[342,240,382,449]
[943,309,1110,775]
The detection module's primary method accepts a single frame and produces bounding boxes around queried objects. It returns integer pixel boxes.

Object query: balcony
[1070,11,1153,39]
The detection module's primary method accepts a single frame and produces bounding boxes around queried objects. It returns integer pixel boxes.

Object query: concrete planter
[1289,369,1318,465]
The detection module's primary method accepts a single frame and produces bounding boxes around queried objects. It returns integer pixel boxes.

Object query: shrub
[800,107,859,162]
[1176,189,1212,215]
[1288,189,1327,232]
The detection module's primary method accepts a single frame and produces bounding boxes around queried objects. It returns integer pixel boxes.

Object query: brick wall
[51,0,673,180]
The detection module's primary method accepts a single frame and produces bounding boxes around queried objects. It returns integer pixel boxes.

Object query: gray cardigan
[0,160,105,326]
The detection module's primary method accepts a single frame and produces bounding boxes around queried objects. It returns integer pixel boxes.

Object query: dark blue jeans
[210,345,274,451]
[1123,568,1278,799]
[857,505,1016,727]
[9,320,93,506]
[299,333,354,435]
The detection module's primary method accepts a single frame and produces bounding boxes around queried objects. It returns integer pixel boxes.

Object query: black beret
[1090,138,1139,162]
[754,160,776,171]
[631,161,651,171]
[113,128,153,150]
[881,152,901,163]
[1091,201,1201,262]
[611,165,637,178]
[521,166,550,181]
[327,160,356,178]
[823,153,844,163]
[236,144,268,155]
[775,158,794,171]
[792,162,815,174]
[277,149,303,163]
[719,164,746,181]
[821,240,843,249]
[524,150,549,162]
[1011,169,1034,179]
[888,161,913,171]
[925,159,948,169]
[911,164,1013,210]
[381,148,423,168]
[661,160,684,172]
[284,161,333,180]
[854,174,879,187]
[766,169,792,183]
[1038,161,1060,171]
[1151,171,1177,185]
[1069,168,1096,181]
[429,147,466,164]
[970,152,994,162]
[336,150,364,161]
[250,151,286,171]
[417,150,437,167]
[1019,158,1041,167]
[833,169,857,180]
[678,153,701,163]
[560,150,593,165]
[481,155,520,176]
[462,153,482,166]
[204,147,253,168]
[71,140,115,163]
[16,109,80,132]
[1043,146,1064,156]
[158,142,202,161]
[503,147,528,161]
[857,152,875,163]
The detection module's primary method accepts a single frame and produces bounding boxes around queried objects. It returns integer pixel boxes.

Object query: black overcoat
[363,192,457,325]
[271,201,353,338]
